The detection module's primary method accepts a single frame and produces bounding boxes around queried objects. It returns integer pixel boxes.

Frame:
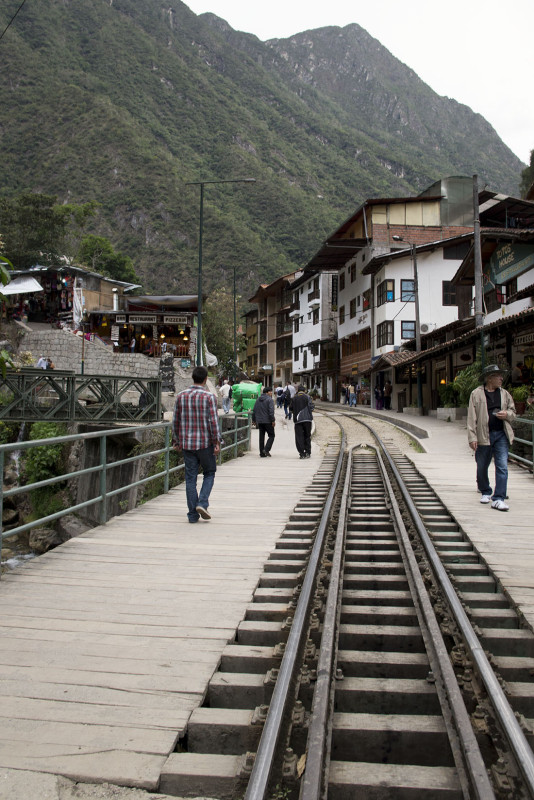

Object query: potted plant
[511,384,529,415]
[436,381,466,420]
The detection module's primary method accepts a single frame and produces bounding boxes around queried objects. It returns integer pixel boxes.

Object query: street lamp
[186,178,255,366]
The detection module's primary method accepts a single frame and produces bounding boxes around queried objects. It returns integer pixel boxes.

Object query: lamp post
[233,264,237,368]
[186,178,255,366]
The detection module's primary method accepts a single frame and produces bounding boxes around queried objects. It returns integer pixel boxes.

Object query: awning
[2,276,44,296]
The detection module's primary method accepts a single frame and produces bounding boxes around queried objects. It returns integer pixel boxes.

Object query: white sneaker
[480,495,491,504]
[491,500,509,511]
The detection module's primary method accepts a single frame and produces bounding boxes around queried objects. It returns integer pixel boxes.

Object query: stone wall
[20,328,160,378]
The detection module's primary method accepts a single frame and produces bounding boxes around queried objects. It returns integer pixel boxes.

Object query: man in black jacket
[290,385,314,458]
[252,386,276,457]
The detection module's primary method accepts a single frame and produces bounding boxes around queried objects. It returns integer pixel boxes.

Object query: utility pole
[233,264,237,368]
[412,243,423,412]
[473,174,486,367]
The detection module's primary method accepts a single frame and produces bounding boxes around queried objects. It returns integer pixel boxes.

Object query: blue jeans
[222,396,231,413]
[183,447,217,522]
[475,430,509,501]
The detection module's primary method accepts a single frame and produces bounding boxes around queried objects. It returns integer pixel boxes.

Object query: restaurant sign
[115,315,126,323]
[163,315,189,324]
[485,243,534,290]
[514,332,534,346]
[129,315,157,324]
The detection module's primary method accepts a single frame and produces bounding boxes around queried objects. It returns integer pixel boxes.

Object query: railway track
[160,412,534,800]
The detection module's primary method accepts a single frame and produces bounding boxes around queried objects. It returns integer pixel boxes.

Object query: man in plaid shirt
[172,365,221,523]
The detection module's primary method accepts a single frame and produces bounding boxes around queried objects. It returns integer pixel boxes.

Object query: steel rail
[351,413,534,797]
[243,430,346,800]
[300,427,493,800]
[300,440,353,800]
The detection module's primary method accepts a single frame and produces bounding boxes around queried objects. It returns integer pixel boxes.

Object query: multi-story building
[303,176,476,397]
[247,271,302,386]
[291,271,339,399]
[241,308,259,378]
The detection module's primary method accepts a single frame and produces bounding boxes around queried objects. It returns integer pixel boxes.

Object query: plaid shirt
[172,384,220,451]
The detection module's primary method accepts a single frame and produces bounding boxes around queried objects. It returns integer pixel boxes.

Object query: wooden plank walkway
[0,413,321,790]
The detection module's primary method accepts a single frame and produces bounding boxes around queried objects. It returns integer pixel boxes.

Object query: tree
[203,287,244,368]
[0,193,98,268]
[78,234,139,283]
[520,149,534,198]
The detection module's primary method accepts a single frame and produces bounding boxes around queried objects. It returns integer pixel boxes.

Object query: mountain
[0,0,524,297]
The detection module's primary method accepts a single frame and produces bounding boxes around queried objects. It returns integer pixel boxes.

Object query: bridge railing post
[164,425,170,494]
[99,434,107,525]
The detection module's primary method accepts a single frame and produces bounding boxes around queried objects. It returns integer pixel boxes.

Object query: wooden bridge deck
[0,416,320,790]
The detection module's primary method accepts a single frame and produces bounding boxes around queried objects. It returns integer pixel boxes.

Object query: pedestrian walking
[467,364,516,511]
[275,384,285,408]
[374,383,384,410]
[384,380,392,410]
[284,382,297,419]
[348,382,357,407]
[290,385,314,458]
[130,336,136,353]
[252,386,276,457]
[172,365,221,523]
[218,379,232,414]
[341,382,349,404]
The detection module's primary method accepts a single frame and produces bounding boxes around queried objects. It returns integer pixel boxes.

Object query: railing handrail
[510,415,534,473]
[1,415,252,566]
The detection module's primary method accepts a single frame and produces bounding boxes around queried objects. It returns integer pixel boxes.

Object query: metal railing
[0,415,251,567]
[510,415,534,473]
[0,370,162,423]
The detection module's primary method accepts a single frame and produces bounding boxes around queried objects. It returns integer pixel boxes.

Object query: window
[294,347,299,361]
[339,305,345,325]
[377,321,394,348]
[302,350,307,369]
[357,295,361,308]
[349,298,356,318]
[350,263,356,282]
[401,279,415,302]
[401,320,416,339]
[377,279,395,306]
[339,271,345,291]
[362,289,370,310]
[442,281,457,306]
[312,308,319,325]
[294,317,299,333]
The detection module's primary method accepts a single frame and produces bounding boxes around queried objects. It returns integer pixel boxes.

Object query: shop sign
[111,325,119,342]
[262,364,273,372]
[485,243,534,290]
[351,365,359,375]
[129,315,156,324]
[164,315,189,324]
[116,315,126,323]
[514,332,534,346]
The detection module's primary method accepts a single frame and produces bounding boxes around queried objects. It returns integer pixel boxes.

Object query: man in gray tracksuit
[290,385,314,459]
[252,386,276,457]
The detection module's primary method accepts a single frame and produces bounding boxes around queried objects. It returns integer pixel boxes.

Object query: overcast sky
[184,0,533,166]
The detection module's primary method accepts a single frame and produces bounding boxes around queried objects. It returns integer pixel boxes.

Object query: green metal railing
[0,415,251,567]
[510,416,534,473]
[0,370,162,423]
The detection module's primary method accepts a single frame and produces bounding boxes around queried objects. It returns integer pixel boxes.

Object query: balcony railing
[308,289,320,303]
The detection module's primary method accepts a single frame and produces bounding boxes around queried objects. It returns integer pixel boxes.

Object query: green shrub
[21,422,67,485]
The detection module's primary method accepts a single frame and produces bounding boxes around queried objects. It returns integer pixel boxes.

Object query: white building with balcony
[291,272,338,400]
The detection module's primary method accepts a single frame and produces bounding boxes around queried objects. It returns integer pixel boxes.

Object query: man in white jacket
[467,365,516,511]
[218,379,232,414]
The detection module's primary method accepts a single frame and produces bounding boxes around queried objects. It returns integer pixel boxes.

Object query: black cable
[0,0,28,43]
